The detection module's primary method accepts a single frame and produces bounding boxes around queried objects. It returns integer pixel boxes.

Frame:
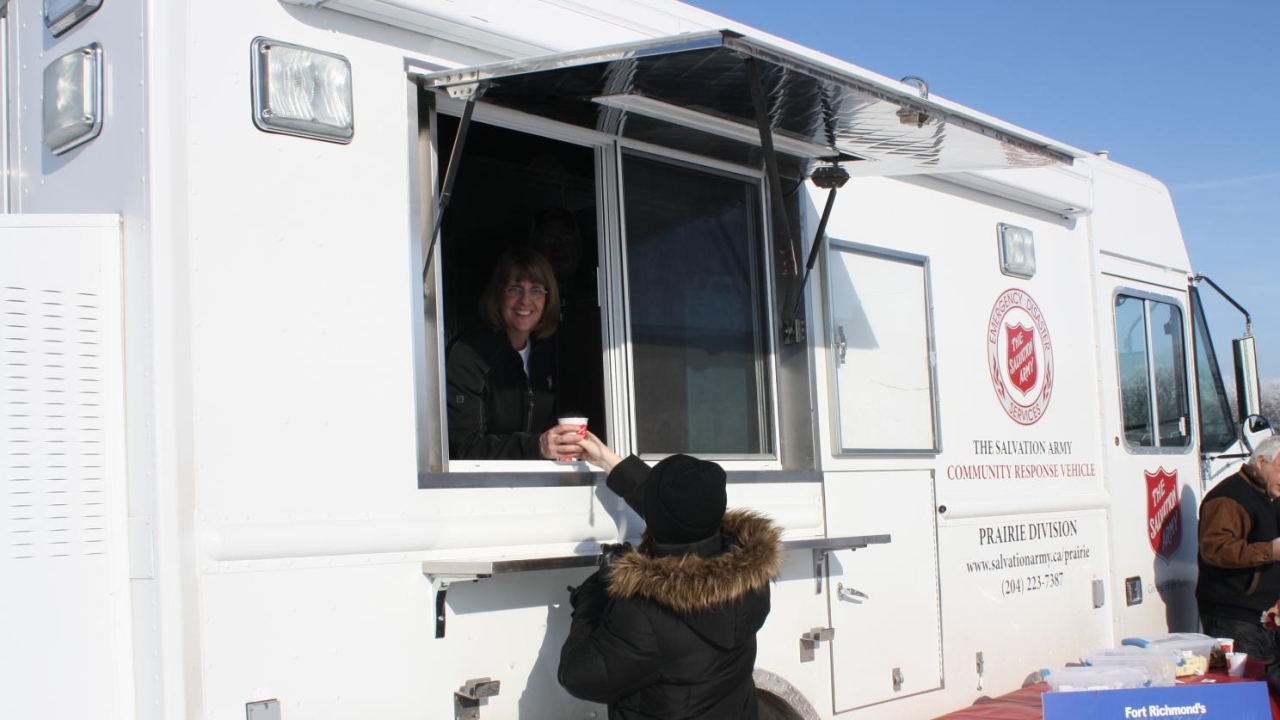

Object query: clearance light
[45,0,103,37]
[251,37,354,144]
[43,43,103,155]
[998,223,1036,279]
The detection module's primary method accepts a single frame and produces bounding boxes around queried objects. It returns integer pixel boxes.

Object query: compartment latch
[836,582,868,603]
[455,677,501,720]
[246,699,281,720]
[799,627,835,663]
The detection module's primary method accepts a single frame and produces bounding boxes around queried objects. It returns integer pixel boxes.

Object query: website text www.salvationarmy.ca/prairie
[964,520,1092,597]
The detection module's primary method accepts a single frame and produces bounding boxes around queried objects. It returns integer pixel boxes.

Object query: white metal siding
[0,215,132,720]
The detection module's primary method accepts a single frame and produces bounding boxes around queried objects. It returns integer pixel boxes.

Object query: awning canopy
[415,30,1077,177]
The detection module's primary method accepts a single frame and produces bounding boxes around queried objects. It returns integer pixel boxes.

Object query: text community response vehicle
[0,1,1266,718]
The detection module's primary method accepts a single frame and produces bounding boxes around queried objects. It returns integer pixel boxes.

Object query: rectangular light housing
[45,0,103,37]
[997,223,1036,279]
[251,37,354,144]
[43,43,103,155]
[592,93,833,159]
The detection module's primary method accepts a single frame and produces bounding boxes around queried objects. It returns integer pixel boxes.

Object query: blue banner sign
[1042,681,1270,719]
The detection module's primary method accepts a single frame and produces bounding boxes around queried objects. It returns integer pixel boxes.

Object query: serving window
[417,105,780,482]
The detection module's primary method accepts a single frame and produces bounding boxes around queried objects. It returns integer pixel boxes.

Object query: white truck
[0,1,1267,719]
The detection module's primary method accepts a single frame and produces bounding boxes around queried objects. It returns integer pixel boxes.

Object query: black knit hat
[642,454,727,544]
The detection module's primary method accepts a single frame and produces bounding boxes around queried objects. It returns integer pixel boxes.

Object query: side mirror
[1234,336,1262,421]
[1239,413,1274,455]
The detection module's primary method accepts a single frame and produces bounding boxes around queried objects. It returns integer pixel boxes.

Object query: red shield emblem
[1145,468,1181,562]
[1005,323,1038,394]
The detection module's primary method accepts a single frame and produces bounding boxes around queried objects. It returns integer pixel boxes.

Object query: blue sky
[685,0,1280,380]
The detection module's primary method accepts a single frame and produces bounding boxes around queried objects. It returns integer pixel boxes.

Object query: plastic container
[1121,633,1215,676]
[1041,665,1151,692]
[1084,646,1182,686]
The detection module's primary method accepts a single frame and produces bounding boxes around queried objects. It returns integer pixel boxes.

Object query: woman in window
[446,248,584,460]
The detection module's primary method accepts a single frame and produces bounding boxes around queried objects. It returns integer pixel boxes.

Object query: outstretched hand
[577,431,623,472]
[539,423,588,461]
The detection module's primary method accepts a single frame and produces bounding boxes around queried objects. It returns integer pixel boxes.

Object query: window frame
[1111,288,1195,455]
[614,145,780,463]
[415,93,787,486]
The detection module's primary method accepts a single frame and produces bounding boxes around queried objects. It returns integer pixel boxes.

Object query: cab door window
[1114,293,1190,449]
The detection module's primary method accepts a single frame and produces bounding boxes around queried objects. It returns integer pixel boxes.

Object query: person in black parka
[557,435,783,720]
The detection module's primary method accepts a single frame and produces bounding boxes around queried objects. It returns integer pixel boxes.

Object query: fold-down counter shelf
[423,534,891,638]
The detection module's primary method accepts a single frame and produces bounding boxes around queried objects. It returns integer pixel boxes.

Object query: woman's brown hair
[479,248,560,339]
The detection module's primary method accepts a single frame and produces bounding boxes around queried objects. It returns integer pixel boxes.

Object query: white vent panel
[3,285,109,558]
[0,215,130,720]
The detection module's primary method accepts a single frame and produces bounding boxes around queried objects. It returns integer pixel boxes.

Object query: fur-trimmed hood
[558,507,780,713]
[605,510,782,614]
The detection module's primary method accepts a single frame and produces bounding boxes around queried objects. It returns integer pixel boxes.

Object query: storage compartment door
[0,216,132,718]
[824,242,938,454]
[826,470,942,712]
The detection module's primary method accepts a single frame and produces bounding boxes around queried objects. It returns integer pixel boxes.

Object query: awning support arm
[744,57,803,343]
[787,181,840,321]
[422,85,484,282]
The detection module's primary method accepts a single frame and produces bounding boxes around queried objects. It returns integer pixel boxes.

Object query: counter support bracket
[421,534,890,636]
[790,534,891,594]
[430,573,489,639]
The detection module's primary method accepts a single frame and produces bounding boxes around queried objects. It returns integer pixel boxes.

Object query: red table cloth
[933,669,1280,720]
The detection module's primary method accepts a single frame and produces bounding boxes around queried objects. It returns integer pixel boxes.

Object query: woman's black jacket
[558,456,783,719]
[445,327,557,460]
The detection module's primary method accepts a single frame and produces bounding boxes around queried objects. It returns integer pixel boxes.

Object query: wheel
[757,689,805,720]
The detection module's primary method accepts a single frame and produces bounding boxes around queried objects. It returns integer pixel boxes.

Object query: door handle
[837,582,867,602]
[835,325,848,365]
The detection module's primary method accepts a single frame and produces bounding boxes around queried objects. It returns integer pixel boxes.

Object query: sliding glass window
[621,152,772,458]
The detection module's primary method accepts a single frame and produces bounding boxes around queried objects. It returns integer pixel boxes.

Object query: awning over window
[415,30,1077,176]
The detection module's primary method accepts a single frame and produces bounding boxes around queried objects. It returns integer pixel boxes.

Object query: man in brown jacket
[1196,434,1280,691]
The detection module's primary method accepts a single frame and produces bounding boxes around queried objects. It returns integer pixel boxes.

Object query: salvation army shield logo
[1146,468,1182,562]
[1005,323,1038,394]
[987,289,1054,425]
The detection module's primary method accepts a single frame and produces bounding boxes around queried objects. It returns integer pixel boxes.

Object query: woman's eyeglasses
[504,286,548,300]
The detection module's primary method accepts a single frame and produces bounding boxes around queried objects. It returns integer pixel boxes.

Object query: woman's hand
[577,432,623,472]
[539,423,587,461]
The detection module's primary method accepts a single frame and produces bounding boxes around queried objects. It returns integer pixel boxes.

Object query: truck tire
[758,690,805,720]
